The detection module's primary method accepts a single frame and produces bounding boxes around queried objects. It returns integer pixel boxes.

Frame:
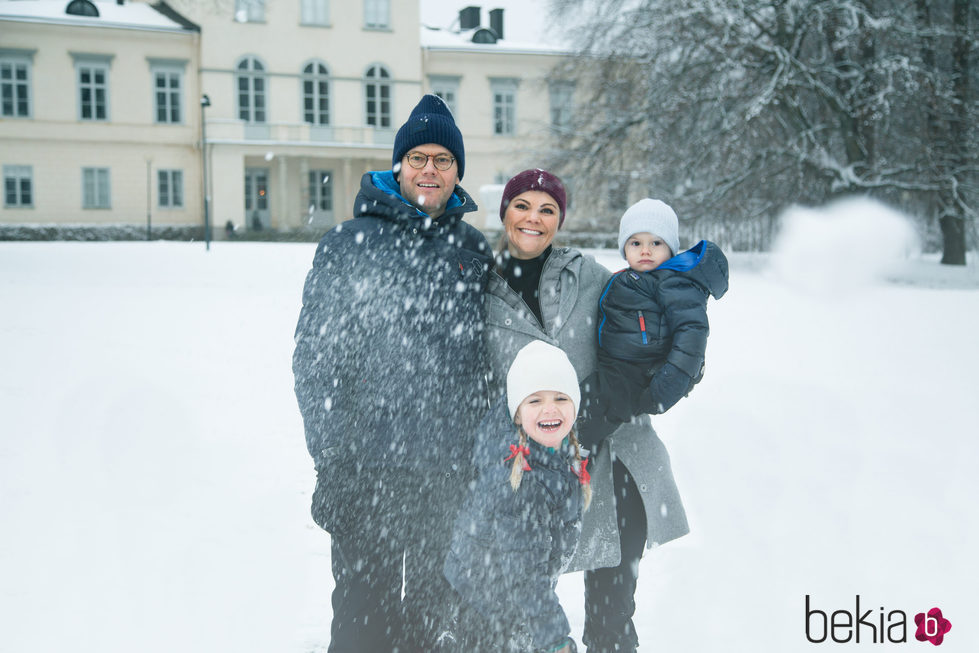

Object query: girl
[442,340,591,653]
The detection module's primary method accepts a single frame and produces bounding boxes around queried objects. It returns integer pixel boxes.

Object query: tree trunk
[940,215,967,264]
[940,0,974,265]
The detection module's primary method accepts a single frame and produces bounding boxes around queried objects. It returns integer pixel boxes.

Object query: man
[293,95,493,652]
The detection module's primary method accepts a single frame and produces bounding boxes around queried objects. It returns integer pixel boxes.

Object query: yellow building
[0,0,202,238]
[421,5,570,229]
[1,0,570,239]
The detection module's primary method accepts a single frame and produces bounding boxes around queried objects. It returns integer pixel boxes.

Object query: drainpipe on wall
[146,158,152,240]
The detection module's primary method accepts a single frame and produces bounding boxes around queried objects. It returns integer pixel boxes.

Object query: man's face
[397,144,459,219]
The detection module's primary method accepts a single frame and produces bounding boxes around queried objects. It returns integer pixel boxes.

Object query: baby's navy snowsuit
[595,240,729,423]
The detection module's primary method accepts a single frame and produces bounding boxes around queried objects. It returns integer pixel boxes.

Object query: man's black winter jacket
[293,171,493,482]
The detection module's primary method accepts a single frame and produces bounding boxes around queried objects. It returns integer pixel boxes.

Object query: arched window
[236,57,266,123]
[364,65,391,128]
[302,62,330,125]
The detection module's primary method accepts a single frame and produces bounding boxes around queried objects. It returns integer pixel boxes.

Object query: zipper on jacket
[637,310,648,345]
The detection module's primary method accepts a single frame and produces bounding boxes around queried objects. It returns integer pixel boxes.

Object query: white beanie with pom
[617,198,680,258]
[506,340,580,420]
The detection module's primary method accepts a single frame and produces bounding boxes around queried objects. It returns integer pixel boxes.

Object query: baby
[585,198,728,438]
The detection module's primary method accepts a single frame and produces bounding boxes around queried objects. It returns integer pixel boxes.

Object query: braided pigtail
[509,427,529,491]
[569,427,592,511]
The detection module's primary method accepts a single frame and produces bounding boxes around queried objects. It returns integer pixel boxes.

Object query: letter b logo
[914,608,952,646]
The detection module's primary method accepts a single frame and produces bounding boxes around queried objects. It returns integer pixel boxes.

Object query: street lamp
[200,93,211,251]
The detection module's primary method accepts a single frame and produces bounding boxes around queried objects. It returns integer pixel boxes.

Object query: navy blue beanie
[392,94,465,180]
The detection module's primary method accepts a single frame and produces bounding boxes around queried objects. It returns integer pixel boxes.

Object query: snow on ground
[2,204,978,651]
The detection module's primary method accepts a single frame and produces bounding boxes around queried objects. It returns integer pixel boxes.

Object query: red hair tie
[503,444,532,471]
[576,457,591,485]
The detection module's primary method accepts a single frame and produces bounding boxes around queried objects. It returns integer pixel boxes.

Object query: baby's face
[624,232,673,271]
[514,390,576,449]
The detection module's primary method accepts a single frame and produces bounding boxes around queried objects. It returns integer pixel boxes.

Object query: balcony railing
[207,119,395,147]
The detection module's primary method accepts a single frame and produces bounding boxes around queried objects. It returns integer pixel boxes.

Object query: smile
[537,419,563,431]
[518,228,543,236]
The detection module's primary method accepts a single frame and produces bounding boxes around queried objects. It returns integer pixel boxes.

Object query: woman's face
[514,390,576,449]
[503,190,561,259]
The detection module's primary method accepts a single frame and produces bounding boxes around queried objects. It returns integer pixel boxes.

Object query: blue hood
[370,170,464,219]
[657,240,729,298]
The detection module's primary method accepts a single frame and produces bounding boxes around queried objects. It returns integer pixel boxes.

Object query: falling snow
[1,204,978,651]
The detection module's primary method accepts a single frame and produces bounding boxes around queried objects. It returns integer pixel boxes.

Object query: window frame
[307,169,334,211]
[157,169,184,209]
[73,53,113,122]
[363,64,392,128]
[149,59,187,125]
[363,0,390,29]
[300,0,330,26]
[236,56,268,123]
[301,61,331,126]
[234,0,265,23]
[490,78,518,136]
[0,49,34,119]
[82,167,111,210]
[549,80,575,133]
[3,165,33,208]
[429,76,460,117]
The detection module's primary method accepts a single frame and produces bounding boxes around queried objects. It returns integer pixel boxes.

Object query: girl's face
[514,390,576,449]
[503,190,561,260]
[623,231,673,271]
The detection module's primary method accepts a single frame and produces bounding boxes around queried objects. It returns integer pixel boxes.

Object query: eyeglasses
[405,152,456,171]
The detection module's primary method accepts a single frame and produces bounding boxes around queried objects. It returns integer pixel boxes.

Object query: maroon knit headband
[499,169,567,227]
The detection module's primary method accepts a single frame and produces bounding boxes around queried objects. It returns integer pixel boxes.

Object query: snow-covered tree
[545,0,977,262]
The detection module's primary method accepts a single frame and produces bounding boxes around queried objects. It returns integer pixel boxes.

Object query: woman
[483,169,689,653]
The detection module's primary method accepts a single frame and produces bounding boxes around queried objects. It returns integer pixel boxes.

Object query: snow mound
[769,197,918,295]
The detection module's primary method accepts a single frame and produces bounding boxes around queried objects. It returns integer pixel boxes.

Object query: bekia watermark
[805,595,952,645]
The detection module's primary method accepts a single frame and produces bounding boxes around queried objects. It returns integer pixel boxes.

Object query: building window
[549,81,574,132]
[236,57,267,123]
[308,170,333,211]
[364,0,390,28]
[301,0,329,25]
[429,76,459,116]
[158,170,184,208]
[302,62,330,125]
[82,167,111,209]
[3,165,33,208]
[0,52,32,118]
[234,0,264,22]
[76,60,110,121]
[491,79,518,136]
[364,65,391,128]
[152,67,183,124]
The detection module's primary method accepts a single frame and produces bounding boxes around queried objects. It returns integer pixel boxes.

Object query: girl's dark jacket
[443,397,584,652]
[292,171,492,531]
[596,240,728,420]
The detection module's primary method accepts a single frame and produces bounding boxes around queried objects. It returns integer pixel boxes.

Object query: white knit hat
[506,340,580,420]
[617,198,680,258]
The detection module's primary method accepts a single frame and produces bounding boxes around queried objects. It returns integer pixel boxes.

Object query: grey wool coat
[484,246,689,572]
